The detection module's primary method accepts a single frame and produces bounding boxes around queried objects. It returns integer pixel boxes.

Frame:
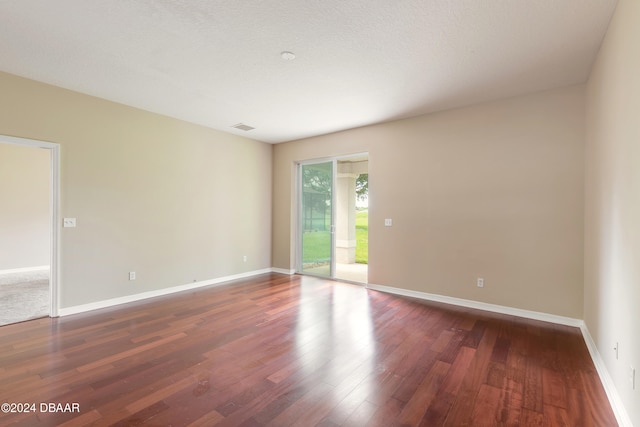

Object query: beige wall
[0,71,272,308]
[274,86,585,318]
[585,0,640,424]
[0,143,50,271]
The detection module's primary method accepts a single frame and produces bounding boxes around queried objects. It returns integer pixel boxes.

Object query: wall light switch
[63,218,76,228]
[385,219,393,227]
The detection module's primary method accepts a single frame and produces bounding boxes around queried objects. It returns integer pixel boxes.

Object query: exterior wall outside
[274,85,585,318]
[335,160,364,264]
[0,71,272,308]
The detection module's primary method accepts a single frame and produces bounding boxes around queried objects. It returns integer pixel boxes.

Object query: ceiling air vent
[232,123,255,131]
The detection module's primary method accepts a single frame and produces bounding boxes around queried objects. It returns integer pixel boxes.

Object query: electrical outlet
[129,271,136,281]
[63,218,77,228]
[477,278,484,288]
[630,366,636,390]
[243,255,247,262]
[384,218,393,227]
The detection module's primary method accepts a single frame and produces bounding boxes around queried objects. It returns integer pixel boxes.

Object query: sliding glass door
[299,161,334,277]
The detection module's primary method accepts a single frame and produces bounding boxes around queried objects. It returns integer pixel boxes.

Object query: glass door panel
[300,161,334,277]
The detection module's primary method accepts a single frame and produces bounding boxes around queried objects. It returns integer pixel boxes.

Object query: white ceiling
[0,0,617,143]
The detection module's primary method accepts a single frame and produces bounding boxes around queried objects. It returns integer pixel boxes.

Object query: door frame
[295,152,369,280]
[0,134,61,317]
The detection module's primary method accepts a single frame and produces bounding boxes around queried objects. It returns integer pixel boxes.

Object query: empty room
[0,1,638,426]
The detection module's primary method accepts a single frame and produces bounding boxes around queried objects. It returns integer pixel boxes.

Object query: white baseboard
[0,265,50,276]
[365,283,582,327]
[580,324,633,427]
[58,268,273,317]
[271,268,295,275]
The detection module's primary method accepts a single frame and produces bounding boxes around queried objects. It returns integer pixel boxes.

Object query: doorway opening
[0,135,60,325]
[297,154,368,284]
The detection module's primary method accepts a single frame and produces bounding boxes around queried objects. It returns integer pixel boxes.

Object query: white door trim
[295,152,369,279]
[0,134,61,317]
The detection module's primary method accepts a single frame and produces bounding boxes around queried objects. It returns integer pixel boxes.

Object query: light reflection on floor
[294,277,375,417]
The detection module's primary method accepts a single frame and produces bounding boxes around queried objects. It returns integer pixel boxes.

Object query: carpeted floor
[0,270,49,326]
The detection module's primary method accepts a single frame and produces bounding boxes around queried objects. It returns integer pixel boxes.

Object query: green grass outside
[302,230,331,264]
[302,210,368,265]
[356,210,368,264]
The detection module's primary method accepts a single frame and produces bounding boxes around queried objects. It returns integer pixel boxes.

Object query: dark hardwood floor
[0,273,617,426]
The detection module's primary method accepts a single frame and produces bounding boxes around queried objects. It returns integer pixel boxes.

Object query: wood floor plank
[364,370,404,406]
[396,360,450,426]
[542,367,568,409]
[523,357,545,413]
[496,378,525,426]
[470,383,503,426]
[439,323,499,426]
[368,397,405,427]
[187,409,225,427]
[521,408,545,426]
[0,273,618,426]
[340,399,378,427]
[268,381,334,426]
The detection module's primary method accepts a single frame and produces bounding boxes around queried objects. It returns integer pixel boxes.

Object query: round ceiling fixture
[281,51,296,61]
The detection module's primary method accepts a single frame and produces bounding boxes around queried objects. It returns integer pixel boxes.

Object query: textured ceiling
[0,0,617,143]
